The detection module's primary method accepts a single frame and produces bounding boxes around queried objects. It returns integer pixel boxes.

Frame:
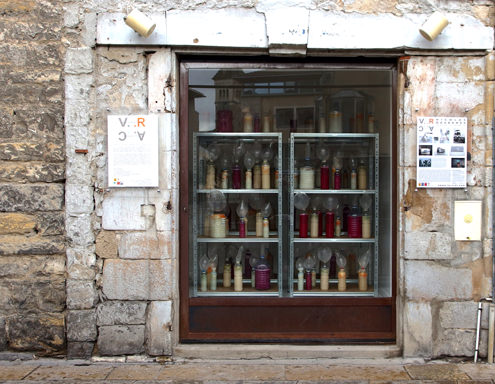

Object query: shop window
[179,59,397,342]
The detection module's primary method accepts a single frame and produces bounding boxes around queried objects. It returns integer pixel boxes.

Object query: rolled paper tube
[320,268,329,291]
[261,163,270,189]
[318,211,323,237]
[358,269,368,291]
[310,213,319,238]
[245,170,252,189]
[338,269,346,291]
[223,265,231,288]
[299,213,308,238]
[305,270,312,290]
[320,165,330,189]
[239,218,246,238]
[124,9,156,37]
[232,166,241,189]
[348,215,362,238]
[325,211,334,238]
[362,214,371,238]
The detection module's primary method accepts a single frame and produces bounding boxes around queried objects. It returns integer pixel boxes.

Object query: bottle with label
[255,248,271,291]
[317,247,331,291]
[358,249,370,291]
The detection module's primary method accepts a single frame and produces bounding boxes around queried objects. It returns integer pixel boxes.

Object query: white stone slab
[102,189,148,230]
[265,7,309,47]
[308,12,493,51]
[97,13,167,45]
[166,8,267,48]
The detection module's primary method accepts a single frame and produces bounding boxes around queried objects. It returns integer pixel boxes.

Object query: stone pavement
[0,356,495,383]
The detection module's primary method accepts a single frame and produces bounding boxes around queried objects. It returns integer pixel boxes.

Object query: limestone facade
[0,0,494,359]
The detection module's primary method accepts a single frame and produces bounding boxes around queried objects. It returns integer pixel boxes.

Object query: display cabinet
[289,133,379,296]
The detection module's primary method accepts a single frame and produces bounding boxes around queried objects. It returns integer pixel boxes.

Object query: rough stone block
[119,232,171,259]
[6,313,65,353]
[0,278,66,313]
[67,247,96,280]
[67,310,97,342]
[65,47,93,74]
[66,155,92,185]
[435,82,484,116]
[0,317,6,350]
[65,74,93,101]
[67,280,98,310]
[0,184,64,212]
[0,235,65,255]
[67,341,94,359]
[95,230,118,259]
[436,56,485,83]
[166,8,267,48]
[97,301,147,326]
[0,162,65,183]
[97,325,145,356]
[0,142,64,162]
[440,301,489,329]
[102,190,146,230]
[102,259,173,300]
[36,212,65,236]
[0,255,65,278]
[0,213,36,234]
[66,214,95,247]
[403,301,432,357]
[405,261,472,301]
[146,301,172,356]
[404,232,452,260]
[66,184,94,215]
[433,328,488,357]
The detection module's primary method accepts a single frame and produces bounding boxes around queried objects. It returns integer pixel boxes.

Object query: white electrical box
[454,200,482,241]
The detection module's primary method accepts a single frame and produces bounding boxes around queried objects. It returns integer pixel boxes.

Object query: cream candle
[310,212,319,238]
[234,264,243,291]
[320,267,329,290]
[358,268,368,291]
[338,268,346,291]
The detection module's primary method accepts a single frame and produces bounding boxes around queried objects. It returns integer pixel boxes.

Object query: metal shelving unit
[289,132,379,297]
[192,132,283,297]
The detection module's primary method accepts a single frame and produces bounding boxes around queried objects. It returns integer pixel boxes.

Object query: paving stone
[156,363,284,381]
[404,364,470,380]
[0,365,38,380]
[106,364,163,380]
[25,365,113,381]
[284,364,410,381]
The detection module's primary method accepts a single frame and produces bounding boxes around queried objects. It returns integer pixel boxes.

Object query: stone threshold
[173,343,402,360]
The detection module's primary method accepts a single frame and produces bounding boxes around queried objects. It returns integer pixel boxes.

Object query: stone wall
[400,54,494,357]
[0,0,66,354]
[62,0,493,359]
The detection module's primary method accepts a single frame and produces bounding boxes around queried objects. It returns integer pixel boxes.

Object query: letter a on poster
[416,116,467,188]
[107,115,159,187]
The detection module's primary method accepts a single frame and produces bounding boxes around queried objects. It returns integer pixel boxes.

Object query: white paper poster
[416,116,467,188]
[108,114,159,187]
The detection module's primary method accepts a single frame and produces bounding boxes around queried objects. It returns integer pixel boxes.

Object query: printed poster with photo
[417,116,467,188]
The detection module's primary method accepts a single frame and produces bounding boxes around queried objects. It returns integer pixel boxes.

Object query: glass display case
[180,60,396,341]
